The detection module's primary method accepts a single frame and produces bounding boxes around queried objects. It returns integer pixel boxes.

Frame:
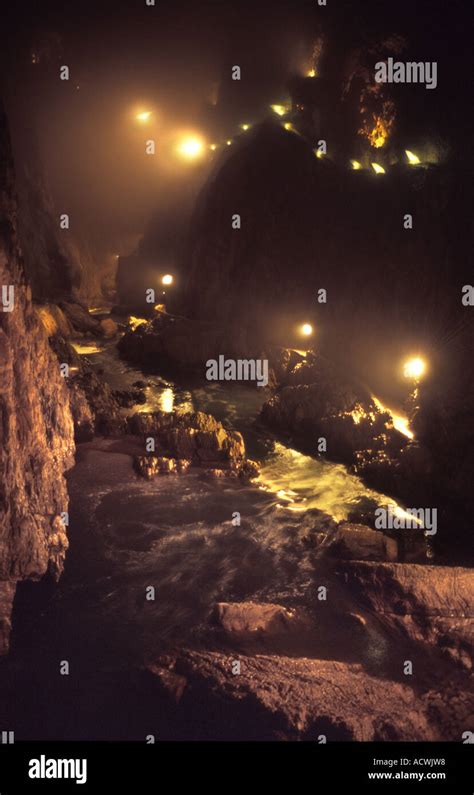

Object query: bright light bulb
[405,150,421,165]
[136,111,152,122]
[371,162,385,174]
[351,160,362,170]
[162,274,173,286]
[301,323,313,336]
[176,136,205,160]
[307,69,316,78]
[270,104,287,117]
[403,357,426,380]
[240,123,251,131]
[209,143,217,151]
[226,139,232,146]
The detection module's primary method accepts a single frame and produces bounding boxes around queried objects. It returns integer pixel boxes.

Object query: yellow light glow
[240,123,251,131]
[162,274,173,286]
[270,104,287,117]
[128,316,148,332]
[403,357,426,380]
[307,69,316,78]
[405,150,421,165]
[372,396,414,440]
[371,162,385,174]
[209,143,217,151]
[226,139,232,146]
[136,111,152,123]
[315,149,325,159]
[160,387,174,413]
[284,122,295,132]
[176,135,205,160]
[351,160,362,170]
[300,323,313,337]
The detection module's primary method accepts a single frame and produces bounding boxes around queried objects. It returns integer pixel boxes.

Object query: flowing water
[32,334,415,681]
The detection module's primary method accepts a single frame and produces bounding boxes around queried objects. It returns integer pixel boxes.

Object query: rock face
[337,561,474,670]
[0,105,75,653]
[145,649,473,741]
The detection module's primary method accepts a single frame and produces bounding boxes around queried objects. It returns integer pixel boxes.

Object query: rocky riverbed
[1,313,473,741]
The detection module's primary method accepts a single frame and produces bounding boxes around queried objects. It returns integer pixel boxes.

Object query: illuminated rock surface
[0,105,75,653]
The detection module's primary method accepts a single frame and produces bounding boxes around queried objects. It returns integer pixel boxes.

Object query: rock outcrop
[129,410,258,478]
[336,561,474,670]
[144,649,473,741]
[0,104,75,653]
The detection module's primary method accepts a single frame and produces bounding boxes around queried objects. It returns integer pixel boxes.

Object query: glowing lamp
[240,123,251,131]
[405,150,421,165]
[300,323,313,337]
[209,143,217,151]
[403,357,426,380]
[270,104,287,117]
[162,274,173,286]
[176,136,205,160]
[226,139,232,146]
[350,160,362,170]
[307,69,316,78]
[371,162,385,174]
[136,111,152,123]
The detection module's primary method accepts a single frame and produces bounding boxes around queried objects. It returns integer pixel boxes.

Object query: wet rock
[336,561,474,670]
[134,455,192,479]
[113,388,147,407]
[214,601,311,637]
[148,649,457,740]
[69,370,126,436]
[129,411,246,470]
[237,459,260,481]
[329,523,398,562]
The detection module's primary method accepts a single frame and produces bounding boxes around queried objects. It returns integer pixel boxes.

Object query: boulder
[336,561,474,670]
[129,411,246,470]
[214,601,312,637]
[330,523,398,562]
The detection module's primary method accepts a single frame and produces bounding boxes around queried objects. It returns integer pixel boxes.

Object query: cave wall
[0,104,75,654]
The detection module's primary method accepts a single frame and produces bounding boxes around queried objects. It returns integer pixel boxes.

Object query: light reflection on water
[85,338,399,520]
